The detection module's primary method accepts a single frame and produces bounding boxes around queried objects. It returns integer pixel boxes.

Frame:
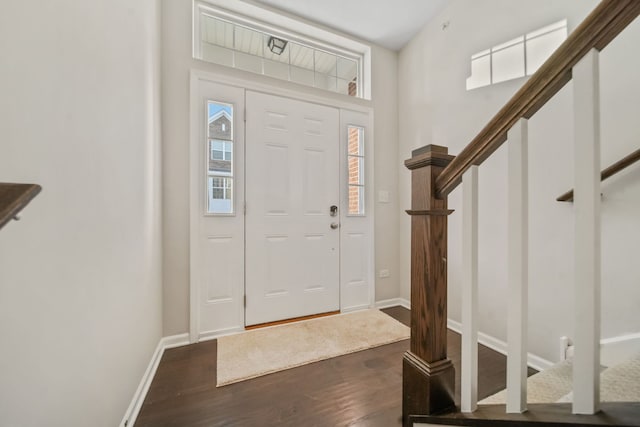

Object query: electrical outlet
[379,269,390,278]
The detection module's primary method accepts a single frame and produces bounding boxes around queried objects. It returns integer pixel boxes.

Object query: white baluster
[506,118,529,413]
[572,48,601,415]
[461,165,479,413]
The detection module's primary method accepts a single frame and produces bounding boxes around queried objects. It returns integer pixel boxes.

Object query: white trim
[506,118,529,413]
[375,298,410,310]
[447,319,553,372]
[367,112,376,311]
[120,333,190,427]
[527,353,555,373]
[461,166,479,413]
[564,332,640,367]
[370,301,553,372]
[365,110,376,311]
[189,72,200,344]
[572,48,601,415]
[190,68,372,114]
[600,332,640,367]
[198,326,245,343]
[190,79,246,343]
[189,70,375,341]
[339,108,376,319]
[163,333,192,350]
[341,303,372,313]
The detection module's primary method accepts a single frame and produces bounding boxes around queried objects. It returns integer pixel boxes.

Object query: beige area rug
[216,309,409,386]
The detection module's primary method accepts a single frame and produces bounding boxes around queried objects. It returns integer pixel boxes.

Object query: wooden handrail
[557,147,640,202]
[435,0,640,198]
[404,1,640,422]
[0,183,42,230]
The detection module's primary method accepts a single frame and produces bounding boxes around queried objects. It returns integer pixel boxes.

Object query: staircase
[481,353,640,405]
[402,1,640,425]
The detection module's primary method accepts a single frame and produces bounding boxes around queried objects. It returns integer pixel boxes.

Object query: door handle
[330,222,340,230]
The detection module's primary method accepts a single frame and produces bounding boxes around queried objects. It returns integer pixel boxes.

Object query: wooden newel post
[403,144,455,425]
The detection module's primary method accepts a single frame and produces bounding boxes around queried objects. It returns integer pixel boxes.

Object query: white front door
[245,91,340,326]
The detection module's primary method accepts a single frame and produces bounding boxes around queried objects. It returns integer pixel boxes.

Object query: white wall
[161,0,400,335]
[398,0,640,362]
[0,1,163,426]
[372,46,401,302]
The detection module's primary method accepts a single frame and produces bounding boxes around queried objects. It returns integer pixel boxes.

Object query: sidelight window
[207,101,234,214]
[347,126,365,216]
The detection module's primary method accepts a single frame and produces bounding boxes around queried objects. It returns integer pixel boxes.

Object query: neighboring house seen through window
[207,102,234,214]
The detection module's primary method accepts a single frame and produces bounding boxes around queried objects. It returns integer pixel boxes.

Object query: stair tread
[478,352,640,405]
[413,402,640,426]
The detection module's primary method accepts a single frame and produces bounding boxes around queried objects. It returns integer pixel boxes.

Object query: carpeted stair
[479,352,640,405]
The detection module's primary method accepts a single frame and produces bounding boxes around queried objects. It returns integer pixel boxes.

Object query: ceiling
[251,0,449,51]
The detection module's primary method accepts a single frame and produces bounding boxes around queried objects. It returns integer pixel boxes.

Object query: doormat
[216,309,409,386]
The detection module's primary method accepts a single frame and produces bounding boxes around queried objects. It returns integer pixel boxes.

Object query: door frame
[189,69,375,343]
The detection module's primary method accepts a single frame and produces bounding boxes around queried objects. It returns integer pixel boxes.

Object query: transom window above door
[193,1,370,99]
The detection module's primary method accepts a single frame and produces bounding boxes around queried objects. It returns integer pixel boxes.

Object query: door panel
[245,91,340,326]
[339,109,373,312]
[190,80,245,341]
[205,235,234,302]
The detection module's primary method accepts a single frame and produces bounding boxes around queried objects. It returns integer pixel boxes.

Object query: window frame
[210,140,232,162]
[209,176,232,200]
[205,100,236,216]
[466,19,568,91]
[193,0,371,100]
[346,125,365,217]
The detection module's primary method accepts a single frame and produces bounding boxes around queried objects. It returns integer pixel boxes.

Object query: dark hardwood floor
[135,307,527,426]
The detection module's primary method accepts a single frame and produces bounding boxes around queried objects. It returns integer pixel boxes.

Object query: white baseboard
[198,327,245,343]
[447,319,553,372]
[375,297,410,310]
[601,332,640,367]
[565,332,640,367]
[526,352,554,372]
[120,302,405,426]
[373,300,553,371]
[341,303,372,313]
[162,333,191,350]
[120,333,190,427]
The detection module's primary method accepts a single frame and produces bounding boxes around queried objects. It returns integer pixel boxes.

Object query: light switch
[378,190,389,203]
